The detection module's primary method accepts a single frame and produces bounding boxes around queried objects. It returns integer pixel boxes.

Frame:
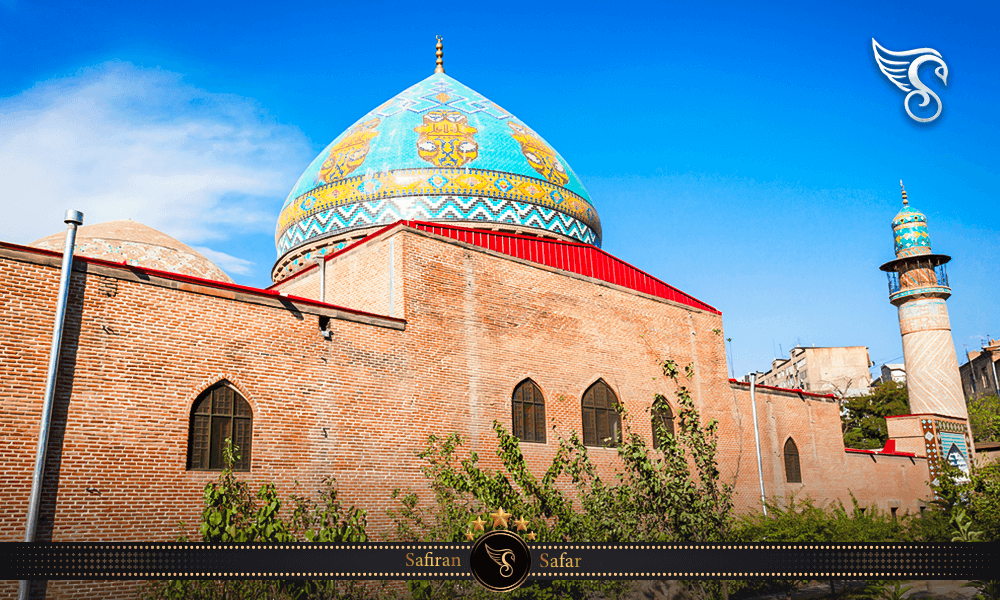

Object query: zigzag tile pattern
[277,196,598,255]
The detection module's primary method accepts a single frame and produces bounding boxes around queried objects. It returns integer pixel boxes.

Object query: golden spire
[435,36,445,74]
[900,179,908,206]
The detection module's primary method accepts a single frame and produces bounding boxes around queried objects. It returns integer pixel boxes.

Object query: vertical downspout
[316,257,326,303]
[750,376,767,516]
[20,210,83,600]
[388,238,394,318]
[991,354,999,398]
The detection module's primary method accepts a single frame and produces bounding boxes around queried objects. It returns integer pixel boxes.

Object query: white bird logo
[872,38,949,123]
[485,544,515,577]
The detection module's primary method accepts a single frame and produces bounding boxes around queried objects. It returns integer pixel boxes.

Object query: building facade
[873,363,907,387]
[758,346,872,397]
[960,340,1000,400]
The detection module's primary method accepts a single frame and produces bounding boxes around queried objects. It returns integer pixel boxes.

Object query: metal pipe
[20,210,83,600]
[991,352,999,398]
[750,376,767,516]
[388,238,394,317]
[316,257,326,304]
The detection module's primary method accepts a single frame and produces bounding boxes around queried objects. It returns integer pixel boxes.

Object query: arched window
[784,438,801,483]
[651,402,675,450]
[188,382,253,471]
[582,380,621,447]
[512,379,545,443]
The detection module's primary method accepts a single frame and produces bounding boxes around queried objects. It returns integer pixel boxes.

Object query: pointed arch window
[512,379,546,443]
[784,438,801,483]
[188,382,253,471]
[651,401,675,450]
[582,380,621,447]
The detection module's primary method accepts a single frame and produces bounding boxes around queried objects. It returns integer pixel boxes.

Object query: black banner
[1,543,993,580]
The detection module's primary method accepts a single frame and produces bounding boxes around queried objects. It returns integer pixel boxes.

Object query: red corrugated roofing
[272,220,720,314]
[403,221,720,314]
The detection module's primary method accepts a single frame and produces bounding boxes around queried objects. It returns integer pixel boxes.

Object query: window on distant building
[582,380,621,447]
[651,401,674,450]
[512,379,545,443]
[188,382,252,470]
[784,438,801,483]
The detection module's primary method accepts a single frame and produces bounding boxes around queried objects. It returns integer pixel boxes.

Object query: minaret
[879,182,967,420]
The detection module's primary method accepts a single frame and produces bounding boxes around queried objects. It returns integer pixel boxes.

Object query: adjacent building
[758,345,873,397]
[960,340,1000,400]
[872,363,906,387]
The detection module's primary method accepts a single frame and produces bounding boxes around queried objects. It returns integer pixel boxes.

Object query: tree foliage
[968,394,1000,443]
[841,381,910,450]
[388,359,735,599]
[141,440,377,600]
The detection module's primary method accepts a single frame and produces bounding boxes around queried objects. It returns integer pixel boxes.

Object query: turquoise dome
[892,204,930,256]
[276,72,601,258]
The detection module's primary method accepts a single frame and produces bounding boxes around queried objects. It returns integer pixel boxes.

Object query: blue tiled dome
[275,72,601,259]
[892,204,930,256]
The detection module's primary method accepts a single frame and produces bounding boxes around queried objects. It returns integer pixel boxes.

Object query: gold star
[465,530,475,541]
[490,507,511,529]
[471,516,486,532]
[527,531,537,541]
[513,516,529,532]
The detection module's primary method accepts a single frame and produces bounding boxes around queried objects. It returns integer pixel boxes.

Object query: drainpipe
[750,376,767,516]
[20,210,83,600]
[388,238,394,318]
[991,354,999,398]
[315,257,326,303]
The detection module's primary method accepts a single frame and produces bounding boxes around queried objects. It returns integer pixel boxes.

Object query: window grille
[582,380,621,447]
[188,382,252,471]
[512,379,546,443]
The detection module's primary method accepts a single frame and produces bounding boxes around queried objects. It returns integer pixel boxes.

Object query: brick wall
[0,231,934,598]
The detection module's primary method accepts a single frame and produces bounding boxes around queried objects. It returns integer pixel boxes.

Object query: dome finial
[900,179,908,206]
[435,36,445,74]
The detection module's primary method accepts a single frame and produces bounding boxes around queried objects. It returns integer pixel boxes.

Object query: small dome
[275,71,600,265]
[31,220,233,283]
[891,205,926,228]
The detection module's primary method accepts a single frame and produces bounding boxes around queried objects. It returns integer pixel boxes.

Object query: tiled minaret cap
[31,219,233,283]
[892,181,931,258]
[274,38,600,274]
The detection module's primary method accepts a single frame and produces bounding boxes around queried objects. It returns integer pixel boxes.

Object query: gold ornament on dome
[318,118,381,183]
[414,110,479,168]
[507,121,569,186]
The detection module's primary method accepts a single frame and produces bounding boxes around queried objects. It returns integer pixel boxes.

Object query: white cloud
[191,246,255,276]
[0,60,312,249]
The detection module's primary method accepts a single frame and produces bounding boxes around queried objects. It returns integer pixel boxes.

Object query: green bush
[387,359,738,599]
[141,440,378,600]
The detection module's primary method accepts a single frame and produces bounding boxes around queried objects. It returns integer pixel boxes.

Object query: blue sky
[1,0,997,381]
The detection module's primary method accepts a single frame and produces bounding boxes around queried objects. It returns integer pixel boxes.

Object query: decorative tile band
[889,286,951,303]
[277,195,600,256]
[276,168,600,249]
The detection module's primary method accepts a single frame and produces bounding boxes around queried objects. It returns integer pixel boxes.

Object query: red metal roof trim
[845,438,917,458]
[404,220,721,314]
[271,220,720,314]
[884,413,965,420]
[0,240,404,324]
[728,379,836,399]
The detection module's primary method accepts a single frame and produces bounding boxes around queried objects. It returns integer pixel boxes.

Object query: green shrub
[141,440,377,600]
